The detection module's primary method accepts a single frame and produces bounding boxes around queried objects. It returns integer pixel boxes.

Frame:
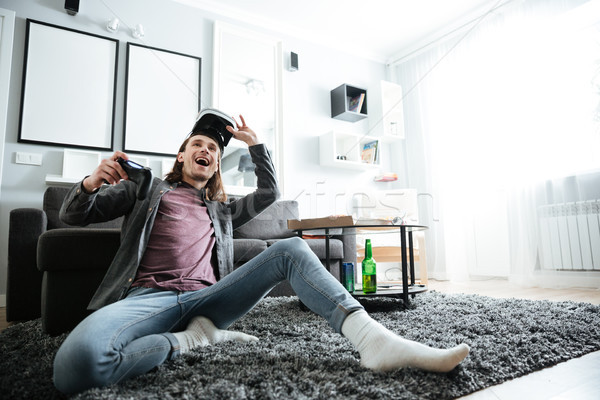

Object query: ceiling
[172,0,505,63]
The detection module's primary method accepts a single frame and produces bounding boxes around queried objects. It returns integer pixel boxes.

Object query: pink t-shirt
[132,183,217,291]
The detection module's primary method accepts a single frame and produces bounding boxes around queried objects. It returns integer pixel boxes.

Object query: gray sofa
[7,186,356,335]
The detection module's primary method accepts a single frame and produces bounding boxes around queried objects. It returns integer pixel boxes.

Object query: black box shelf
[330,84,367,122]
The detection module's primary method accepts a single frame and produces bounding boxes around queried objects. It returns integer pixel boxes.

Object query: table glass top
[293,224,428,235]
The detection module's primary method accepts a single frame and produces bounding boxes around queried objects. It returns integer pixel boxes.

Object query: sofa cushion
[233,238,268,262]
[234,200,298,240]
[44,186,123,230]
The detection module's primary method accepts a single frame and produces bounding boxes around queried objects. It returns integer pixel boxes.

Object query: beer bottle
[362,239,377,293]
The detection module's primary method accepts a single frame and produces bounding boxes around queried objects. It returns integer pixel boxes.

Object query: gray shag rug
[2,291,600,400]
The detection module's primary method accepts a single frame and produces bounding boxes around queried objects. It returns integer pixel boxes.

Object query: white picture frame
[18,19,118,151]
[123,43,201,156]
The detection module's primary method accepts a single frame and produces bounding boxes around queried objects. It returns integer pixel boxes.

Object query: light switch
[15,152,43,166]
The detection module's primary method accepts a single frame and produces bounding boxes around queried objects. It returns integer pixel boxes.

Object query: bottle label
[362,273,377,293]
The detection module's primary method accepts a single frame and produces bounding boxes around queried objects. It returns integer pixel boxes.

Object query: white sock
[173,316,259,354]
[341,310,470,372]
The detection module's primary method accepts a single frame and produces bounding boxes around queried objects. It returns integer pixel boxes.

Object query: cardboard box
[287,215,354,230]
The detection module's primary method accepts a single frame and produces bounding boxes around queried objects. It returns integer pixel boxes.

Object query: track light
[106,17,120,33]
[132,24,145,39]
[105,18,145,39]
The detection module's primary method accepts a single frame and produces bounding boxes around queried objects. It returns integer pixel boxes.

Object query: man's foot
[342,310,469,372]
[173,316,259,354]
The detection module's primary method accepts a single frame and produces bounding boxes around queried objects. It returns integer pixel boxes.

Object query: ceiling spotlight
[245,79,265,96]
[106,17,120,33]
[132,24,145,39]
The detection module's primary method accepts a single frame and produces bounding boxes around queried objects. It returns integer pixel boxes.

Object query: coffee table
[294,224,428,307]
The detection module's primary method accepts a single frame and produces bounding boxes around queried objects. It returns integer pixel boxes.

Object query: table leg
[409,231,416,299]
[297,229,306,310]
[400,226,409,306]
[409,232,415,285]
[324,228,331,273]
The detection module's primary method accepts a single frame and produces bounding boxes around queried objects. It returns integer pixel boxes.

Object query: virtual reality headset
[189,108,235,152]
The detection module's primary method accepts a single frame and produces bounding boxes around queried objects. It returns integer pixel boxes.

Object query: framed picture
[123,43,201,156]
[18,19,118,150]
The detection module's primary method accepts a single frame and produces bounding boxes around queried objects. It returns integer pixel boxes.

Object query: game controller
[117,158,153,200]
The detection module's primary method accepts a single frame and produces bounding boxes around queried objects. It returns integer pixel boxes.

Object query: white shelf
[326,158,379,170]
[379,134,404,143]
[45,174,79,186]
[319,131,380,170]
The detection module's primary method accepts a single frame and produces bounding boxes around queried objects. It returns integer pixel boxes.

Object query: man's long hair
[165,133,227,202]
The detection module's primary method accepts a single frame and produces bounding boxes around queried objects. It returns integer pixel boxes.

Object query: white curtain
[393,0,600,285]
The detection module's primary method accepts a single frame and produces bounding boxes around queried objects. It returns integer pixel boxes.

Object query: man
[53,110,469,394]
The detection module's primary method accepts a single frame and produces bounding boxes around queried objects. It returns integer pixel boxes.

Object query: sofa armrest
[9,208,47,269]
[37,228,120,335]
[333,227,357,265]
[37,228,121,272]
[7,208,48,321]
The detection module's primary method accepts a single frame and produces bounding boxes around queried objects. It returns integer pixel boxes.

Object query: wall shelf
[330,84,367,122]
[319,131,380,170]
[45,174,79,186]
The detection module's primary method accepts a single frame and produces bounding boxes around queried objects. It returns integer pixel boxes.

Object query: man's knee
[272,237,326,271]
[273,236,311,255]
[53,335,111,394]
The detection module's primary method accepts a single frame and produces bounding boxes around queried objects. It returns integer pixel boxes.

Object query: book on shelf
[356,93,365,113]
[361,140,378,164]
[374,172,398,182]
[347,96,359,112]
[347,93,365,113]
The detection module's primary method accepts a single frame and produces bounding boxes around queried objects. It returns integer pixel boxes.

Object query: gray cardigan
[60,144,279,310]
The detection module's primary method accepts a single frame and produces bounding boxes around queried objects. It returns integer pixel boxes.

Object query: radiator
[538,200,600,270]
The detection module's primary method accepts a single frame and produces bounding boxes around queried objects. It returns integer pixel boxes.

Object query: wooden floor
[427,279,600,400]
[1,279,599,399]
[0,307,7,332]
[427,278,600,305]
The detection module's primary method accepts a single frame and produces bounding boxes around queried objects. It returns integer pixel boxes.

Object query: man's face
[177,134,220,187]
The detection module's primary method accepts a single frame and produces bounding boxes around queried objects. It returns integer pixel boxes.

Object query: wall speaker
[65,0,80,16]
[290,52,299,71]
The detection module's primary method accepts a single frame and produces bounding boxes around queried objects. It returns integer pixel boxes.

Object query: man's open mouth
[195,157,209,166]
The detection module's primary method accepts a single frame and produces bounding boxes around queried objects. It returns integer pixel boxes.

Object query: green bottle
[362,239,377,293]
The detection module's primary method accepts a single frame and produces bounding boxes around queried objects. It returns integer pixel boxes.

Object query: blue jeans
[53,237,362,394]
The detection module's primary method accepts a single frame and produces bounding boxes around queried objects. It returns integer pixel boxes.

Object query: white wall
[0,0,391,298]
[280,37,399,217]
